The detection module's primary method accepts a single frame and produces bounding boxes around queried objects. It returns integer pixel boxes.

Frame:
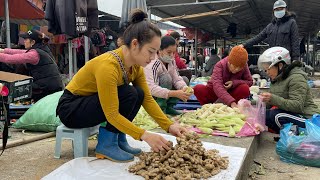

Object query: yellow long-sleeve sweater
[66,47,173,140]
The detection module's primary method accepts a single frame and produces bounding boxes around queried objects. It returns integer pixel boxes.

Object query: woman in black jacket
[241,0,300,61]
[0,30,63,101]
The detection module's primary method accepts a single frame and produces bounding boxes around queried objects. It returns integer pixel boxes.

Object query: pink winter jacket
[207,57,253,105]
[174,52,187,70]
[0,48,39,65]
[144,58,187,99]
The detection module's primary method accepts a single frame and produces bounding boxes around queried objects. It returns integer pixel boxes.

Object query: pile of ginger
[128,132,229,180]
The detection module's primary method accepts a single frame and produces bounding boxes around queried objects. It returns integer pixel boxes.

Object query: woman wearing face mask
[240,0,300,61]
[56,9,187,162]
[194,46,253,107]
[258,47,318,133]
[0,29,63,101]
[144,36,192,115]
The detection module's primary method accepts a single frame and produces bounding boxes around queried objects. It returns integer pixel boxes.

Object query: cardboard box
[0,71,33,103]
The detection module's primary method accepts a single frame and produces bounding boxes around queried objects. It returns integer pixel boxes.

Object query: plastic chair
[54,124,99,158]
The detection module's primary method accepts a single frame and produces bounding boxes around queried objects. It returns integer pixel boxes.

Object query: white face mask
[274,9,285,19]
[160,55,173,63]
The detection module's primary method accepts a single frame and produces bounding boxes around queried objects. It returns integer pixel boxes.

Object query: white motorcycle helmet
[258,47,291,70]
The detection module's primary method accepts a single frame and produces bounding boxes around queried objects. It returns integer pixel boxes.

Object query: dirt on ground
[0,98,319,179]
[0,130,319,180]
[249,132,319,180]
[0,131,99,180]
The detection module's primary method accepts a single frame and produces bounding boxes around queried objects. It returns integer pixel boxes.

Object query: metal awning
[0,18,47,26]
[120,0,148,28]
[147,0,320,39]
[0,0,47,26]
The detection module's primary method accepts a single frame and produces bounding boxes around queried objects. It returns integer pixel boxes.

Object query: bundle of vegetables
[133,107,159,130]
[193,76,210,82]
[177,103,246,137]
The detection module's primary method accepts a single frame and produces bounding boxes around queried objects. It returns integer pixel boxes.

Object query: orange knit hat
[228,46,248,68]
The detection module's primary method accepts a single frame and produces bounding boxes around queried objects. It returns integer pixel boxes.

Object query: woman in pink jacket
[144,36,192,115]
[0,30,63,101]
[194,46,253,107]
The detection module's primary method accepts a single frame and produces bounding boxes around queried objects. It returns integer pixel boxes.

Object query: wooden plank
[159,5,240,22]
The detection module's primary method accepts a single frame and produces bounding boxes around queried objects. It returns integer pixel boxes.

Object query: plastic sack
[12,91,63,132]
[236,97,266,136]
[276,120,320,167]
[311,114,320,127]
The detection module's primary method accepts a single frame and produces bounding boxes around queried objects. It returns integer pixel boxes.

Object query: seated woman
[258,47,318,133]
[0,30,63,101]
[194,46,253,107]
[144,36,192,115]
[56,10,186,162]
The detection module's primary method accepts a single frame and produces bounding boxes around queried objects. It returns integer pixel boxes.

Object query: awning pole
[5,0,11,48]
[68,40,73,80]
[312,37,316,76]
[214,36,218,49]
[194,28,198,77]
[147,8,151,20]
[73,46,77,74]
[306,33,310,65]
[84,36,89,62]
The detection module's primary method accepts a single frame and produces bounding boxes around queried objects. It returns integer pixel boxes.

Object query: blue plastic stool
[54,124,99,159]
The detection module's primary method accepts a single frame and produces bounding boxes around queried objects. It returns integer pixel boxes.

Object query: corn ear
[201,121,218,128]
[198,127,213,134]
[211,124,226,128]
[228,126,236,138]
[216,127,229,132]
[234,125,242,133]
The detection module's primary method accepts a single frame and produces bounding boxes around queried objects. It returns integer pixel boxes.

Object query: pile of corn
[177,103,246,137]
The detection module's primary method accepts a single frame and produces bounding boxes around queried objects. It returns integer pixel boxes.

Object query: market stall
[146,0,320,74]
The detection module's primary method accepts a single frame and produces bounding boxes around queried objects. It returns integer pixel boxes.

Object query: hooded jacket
[244,12,300,60]
[269,61,319,118]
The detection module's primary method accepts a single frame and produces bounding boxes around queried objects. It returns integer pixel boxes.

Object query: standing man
[240,0,300,61]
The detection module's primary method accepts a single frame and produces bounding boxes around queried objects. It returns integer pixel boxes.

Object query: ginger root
[128,132,229,179]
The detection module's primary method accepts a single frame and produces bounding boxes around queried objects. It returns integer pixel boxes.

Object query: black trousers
[56,84,144,133]
[266,109,306,133]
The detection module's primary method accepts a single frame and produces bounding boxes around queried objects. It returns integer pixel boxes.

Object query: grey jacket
[269,62,318,118]
[244,12,300,60]
[203,55,220,76]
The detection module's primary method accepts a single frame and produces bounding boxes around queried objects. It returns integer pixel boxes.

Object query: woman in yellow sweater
[56,10,186,162]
